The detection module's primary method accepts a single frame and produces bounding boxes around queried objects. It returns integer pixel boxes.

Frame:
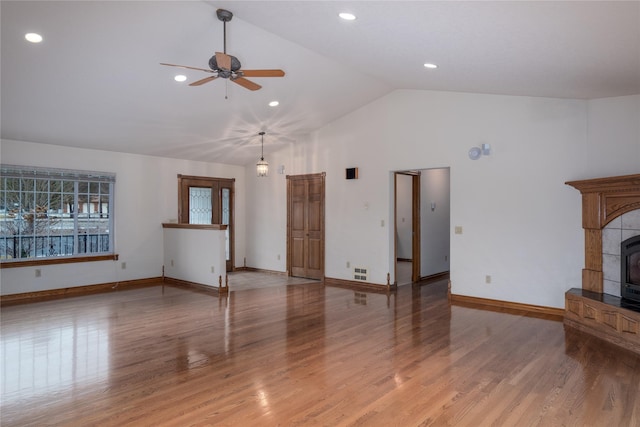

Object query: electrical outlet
[485,275,492,284]
[35,269,41,278]
[277,254,281,260]
[170,259,174,267]
[455,226,463,234]
[121,262,126,270]
[211,266,215,273]
[445,255,448,261]
[346,261,350,269]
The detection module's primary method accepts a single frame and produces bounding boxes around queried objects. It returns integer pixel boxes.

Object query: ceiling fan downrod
[216,9,233,55]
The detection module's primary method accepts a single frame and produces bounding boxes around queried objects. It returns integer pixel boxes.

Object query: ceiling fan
[160,9,285,91]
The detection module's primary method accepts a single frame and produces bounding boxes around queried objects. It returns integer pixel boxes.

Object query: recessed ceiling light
[268,101,279,107]
[25,33,43,43]
[423,63,438,69]
[338,12,356,21]
[174,75,187,82]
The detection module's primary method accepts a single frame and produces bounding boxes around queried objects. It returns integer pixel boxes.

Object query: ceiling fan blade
[241,69,286,78]
[232,77,261,91]
[215,52,232,71]
[189,76,218,86]
[160,63,213,73]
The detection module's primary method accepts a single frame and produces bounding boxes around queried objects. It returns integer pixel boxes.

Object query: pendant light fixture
[256,131,268,177]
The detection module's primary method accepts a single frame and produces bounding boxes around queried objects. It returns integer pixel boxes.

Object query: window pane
[222,188,230,261]
[189,187,212,224]
[0,166,114,261]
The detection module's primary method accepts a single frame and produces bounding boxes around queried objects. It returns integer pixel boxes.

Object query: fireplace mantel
[565,173,640,355]
[566,174,640,293]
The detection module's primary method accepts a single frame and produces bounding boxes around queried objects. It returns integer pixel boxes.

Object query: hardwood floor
[1,276,639,426]
[396,260,412,286]
[226,270,319,291]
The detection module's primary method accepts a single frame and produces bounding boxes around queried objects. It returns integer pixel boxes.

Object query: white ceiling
[2,1,639,166]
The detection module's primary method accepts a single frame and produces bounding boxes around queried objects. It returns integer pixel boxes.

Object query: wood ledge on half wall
[162,223,227,230]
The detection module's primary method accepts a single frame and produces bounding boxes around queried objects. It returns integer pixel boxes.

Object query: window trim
[0,253,119,268]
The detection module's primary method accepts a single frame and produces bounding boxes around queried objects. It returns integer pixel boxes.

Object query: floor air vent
[353,267,368,281]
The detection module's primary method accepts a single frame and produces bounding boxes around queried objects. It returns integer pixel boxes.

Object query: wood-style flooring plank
[1,275,640,426]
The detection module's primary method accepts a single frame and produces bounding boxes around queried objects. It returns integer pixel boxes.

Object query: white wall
[420,168,450,277]
[244,90,640,309]
[0,139,246,295]
[586,94,640,178]
[395,174,413,260]
[3,92,637,308]
[163,227,226,287]
[243,145,293,271]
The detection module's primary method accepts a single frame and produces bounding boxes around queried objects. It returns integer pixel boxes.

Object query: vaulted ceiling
[2,1,639,166]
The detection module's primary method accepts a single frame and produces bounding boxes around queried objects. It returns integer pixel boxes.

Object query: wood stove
[622,235,640,303]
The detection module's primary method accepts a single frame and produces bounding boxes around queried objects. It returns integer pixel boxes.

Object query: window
[0,165,115,264]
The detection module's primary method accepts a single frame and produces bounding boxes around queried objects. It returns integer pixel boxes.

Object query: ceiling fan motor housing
[209,55,242,77]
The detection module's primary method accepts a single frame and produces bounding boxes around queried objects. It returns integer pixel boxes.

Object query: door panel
[287,173,325,280]
[220,186,233,271]
[308,238,321,270]
[179,177,219,224]
[188,187,213,224]
[291,238,305,277]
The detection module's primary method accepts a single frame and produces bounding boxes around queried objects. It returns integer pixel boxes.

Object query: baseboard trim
[163,276,228,295]
[450,294,564,320]
[418,271,450,283]
[0,277,162,306]
[235,267,288,276]
[324,277,397,293]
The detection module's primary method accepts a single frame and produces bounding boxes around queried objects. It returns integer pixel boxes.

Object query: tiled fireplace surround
[603,210,640,297]
[565,174,640,355]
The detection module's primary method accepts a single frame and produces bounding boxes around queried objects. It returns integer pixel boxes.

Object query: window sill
[0,254,119,269]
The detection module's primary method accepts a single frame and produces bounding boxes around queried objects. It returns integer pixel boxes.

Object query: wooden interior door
[287,173,325,280]
[394,171,421,284]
